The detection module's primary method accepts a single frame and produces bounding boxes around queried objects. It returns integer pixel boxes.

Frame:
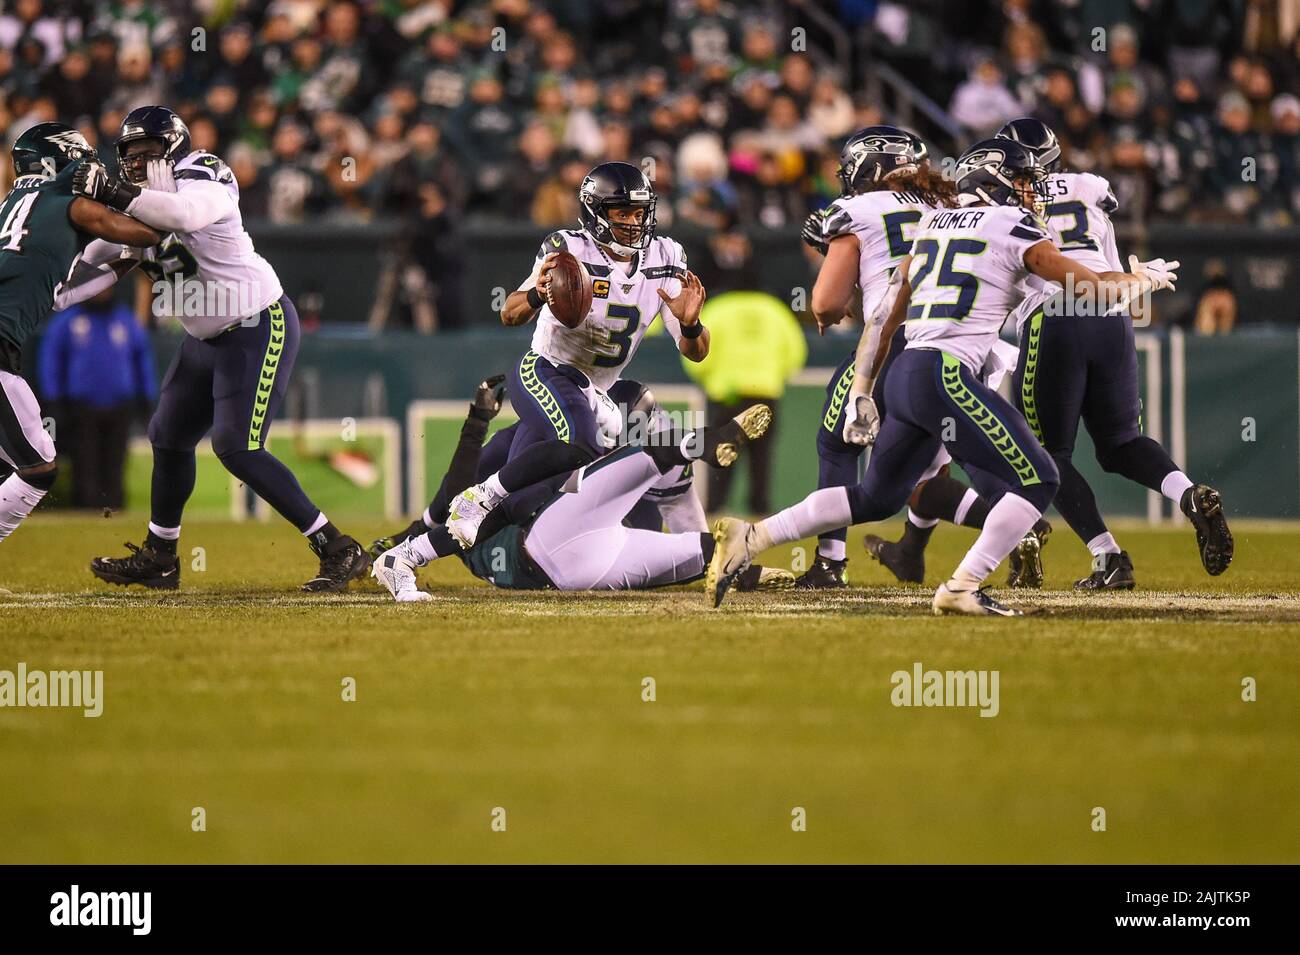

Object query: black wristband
[526,286,546,310]
[680,321,705,340]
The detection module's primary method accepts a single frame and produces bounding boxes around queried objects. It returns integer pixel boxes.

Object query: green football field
[1,513,1297,864]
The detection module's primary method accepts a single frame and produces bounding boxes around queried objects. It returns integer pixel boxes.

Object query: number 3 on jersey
[906,237,987,321]
[592,303,640,367]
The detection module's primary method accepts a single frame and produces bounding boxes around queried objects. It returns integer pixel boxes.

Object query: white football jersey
[903,204,1049,372]
[821,189,932,320]
[156,151,283,338]
[1011,171,1121,335]
[517,229,687,391]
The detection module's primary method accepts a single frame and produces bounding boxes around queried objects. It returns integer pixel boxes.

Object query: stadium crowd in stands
[2,0,1295,231]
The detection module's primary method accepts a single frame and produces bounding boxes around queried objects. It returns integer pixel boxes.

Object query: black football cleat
[91,541,181,590]
[1074,550,1136,591]
[1180,484,1233,576]
[794,554,848,589]
[1007,518,1051,589]
[368,519,428,562]
[303,535,370,592]
[863,534,925,584]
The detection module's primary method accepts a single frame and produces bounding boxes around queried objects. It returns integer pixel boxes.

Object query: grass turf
[1,512,1297,863]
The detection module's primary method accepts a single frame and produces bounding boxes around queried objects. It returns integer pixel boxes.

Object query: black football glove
[801,209,830,255]
[470,374,508,422]
[72,159,140,212]
[135,236,190,283]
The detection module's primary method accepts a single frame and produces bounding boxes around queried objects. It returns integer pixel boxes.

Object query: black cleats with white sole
[1074,550,1136,591]
[1180,484,1233,576]
[91,541,181,590]
[303,536,370,592]
[863,535,925,584]
[794,555,848,589]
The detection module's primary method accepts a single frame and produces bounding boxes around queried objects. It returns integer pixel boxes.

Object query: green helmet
[11,122,94,178]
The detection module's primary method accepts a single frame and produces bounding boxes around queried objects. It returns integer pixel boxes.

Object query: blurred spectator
[37,289,156,510]
[264,119,328,223]
[0,0,1287,257]
[531,153,587,225]
[445,70,519,202]
[0,0,76,66]
[1272,94,1300,219]
[1193,267,1238,335]
[683,275,807,513]
[950,57,1022,137]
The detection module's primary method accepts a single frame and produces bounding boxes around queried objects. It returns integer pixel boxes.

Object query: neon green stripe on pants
[519,350,571,442]
[247,301,285,450]
[1019,310,1045,442]
[940,351,1040,487]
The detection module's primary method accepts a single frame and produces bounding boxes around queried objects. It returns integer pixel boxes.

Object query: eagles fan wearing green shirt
[0,123,162,545]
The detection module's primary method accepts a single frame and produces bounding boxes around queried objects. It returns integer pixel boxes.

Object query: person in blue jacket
[37,288,156,510]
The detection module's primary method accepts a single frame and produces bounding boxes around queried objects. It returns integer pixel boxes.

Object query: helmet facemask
[583,194,657,257]
[117,138,170,185]
[956,144,1046,213]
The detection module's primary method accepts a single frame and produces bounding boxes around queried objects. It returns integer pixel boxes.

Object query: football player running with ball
[708,139,1179,616]
[70,106,370,592]
[999,118,1232,587]
[447,162,709,549]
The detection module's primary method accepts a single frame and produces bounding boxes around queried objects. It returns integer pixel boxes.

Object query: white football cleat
[932,582,1022,617]
[372,540,432,603]
[705,518,756,608]
[446,482,497,548]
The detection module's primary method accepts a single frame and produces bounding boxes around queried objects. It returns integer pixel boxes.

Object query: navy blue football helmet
[836,125,923,195]
[996,118,1061,173]
[578,162,657,256]
[116,105,192,184]
[954,138,1046,209]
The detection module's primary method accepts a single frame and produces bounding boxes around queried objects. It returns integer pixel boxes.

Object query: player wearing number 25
[498,162,709,467]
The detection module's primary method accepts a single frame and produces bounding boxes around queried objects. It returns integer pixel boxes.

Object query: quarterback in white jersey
[516,225,694,391]
[74,106,370,595]
[497,161,707,464]
[708,137,1179,617]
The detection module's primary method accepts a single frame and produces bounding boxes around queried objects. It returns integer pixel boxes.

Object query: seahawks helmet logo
[955,145,1009,179]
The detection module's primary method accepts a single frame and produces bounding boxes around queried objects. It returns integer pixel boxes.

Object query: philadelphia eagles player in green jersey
[0,123,162,545]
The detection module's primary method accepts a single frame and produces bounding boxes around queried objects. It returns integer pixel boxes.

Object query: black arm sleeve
[427,414,491,524]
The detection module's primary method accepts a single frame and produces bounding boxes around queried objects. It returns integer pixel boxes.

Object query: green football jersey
[0,163,89,363]
[463,524,551,590]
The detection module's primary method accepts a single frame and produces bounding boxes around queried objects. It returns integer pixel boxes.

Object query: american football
[545,249,593,328]
[0,0,1297,911]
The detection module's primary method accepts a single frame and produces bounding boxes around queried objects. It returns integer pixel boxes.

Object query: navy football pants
[847,348,1058,523]
[1012,306,1178,545]
[148,296,322,532]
